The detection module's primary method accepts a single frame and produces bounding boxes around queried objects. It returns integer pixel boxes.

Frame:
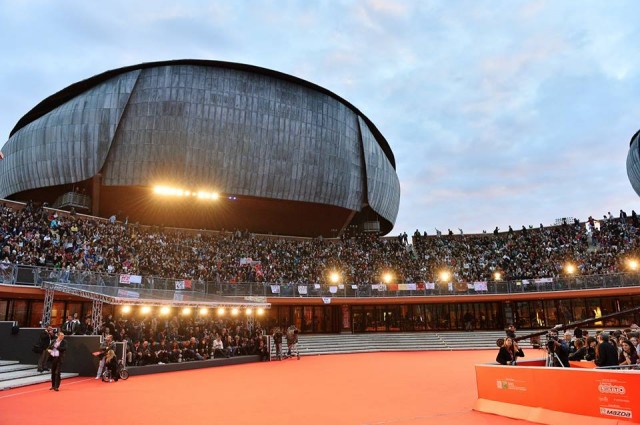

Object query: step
[0,369,55,382]
[0,373,78,391]
[0,364,39,373]
[0,360,19,366]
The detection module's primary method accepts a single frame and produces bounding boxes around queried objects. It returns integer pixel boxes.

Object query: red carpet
[0,350,535,425]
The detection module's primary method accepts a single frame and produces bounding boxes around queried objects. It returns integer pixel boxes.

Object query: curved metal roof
[10,59,395,169]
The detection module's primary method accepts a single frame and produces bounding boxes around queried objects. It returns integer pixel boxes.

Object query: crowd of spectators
[98,313,270,366]
[498,324,640,368]
[2,201,640,286]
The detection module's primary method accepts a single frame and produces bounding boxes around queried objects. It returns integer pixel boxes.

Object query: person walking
[48,331,67,391]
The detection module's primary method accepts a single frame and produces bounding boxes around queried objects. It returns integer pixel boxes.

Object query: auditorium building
[1,61,639,333]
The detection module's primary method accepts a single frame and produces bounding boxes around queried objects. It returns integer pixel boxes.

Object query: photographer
[496,337,524,365]
[546,331,570,367]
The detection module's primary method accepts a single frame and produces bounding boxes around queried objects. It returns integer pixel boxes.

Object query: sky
[1,0,640,236]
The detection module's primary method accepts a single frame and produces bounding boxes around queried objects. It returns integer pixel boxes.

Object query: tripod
[545,348,565,367]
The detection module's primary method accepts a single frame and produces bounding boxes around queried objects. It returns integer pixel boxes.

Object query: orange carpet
[0,350,535,425]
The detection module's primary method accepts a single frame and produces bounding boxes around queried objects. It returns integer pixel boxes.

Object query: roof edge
[10,59,395,168]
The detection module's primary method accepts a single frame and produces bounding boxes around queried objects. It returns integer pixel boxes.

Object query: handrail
[2,262,640,299]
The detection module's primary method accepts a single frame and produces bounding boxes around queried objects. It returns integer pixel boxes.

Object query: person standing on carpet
[48,330,67,391]
[36,326,54,372]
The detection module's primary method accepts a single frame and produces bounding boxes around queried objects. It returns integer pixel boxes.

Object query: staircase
[0,360,79,391]
[271,331,538,357]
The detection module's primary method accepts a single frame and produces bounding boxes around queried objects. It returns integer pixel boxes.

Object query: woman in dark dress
[105,349,119,382]
[496,337,524,365]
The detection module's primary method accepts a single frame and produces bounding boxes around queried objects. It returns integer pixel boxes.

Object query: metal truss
[41,281,270,311]
[91,300,103,335]
[41,287,55,327]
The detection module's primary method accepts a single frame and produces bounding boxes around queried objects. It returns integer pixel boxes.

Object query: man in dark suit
[48,331,67,391]
[37,326,54,372]
[595,333,619,368]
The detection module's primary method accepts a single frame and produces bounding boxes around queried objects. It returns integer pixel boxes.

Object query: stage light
[231,308,239,316]
[494,272,502,281]
[439,270,451,282]
[217,307,225,316]
[210,192,220,200]
[329,271,341,284]
[122,305,131,314]
[140,306,151,315]
[181,307,192,315]
[160,306,171,316]
[628,259,639,271]
[245,308,253,315]
[257,308,264,316]
[382,272,393,284]
[199,308,208,316]
[565,264,576,274]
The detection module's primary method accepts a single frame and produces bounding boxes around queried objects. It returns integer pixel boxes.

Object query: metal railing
[1,263,639,298]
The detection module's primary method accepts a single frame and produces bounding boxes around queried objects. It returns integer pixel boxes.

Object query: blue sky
[1,0,639,235]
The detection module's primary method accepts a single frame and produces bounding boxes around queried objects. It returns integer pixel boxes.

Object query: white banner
[351,285,358,290]
[425,282,435,290]
[270,285,280,294]
[448,282,453,292]
[322,297,332,304]
[314,283,321,289]
[297,285,308,295]
[119,274,131,284]
[338,284,344,289]
[129,275,142,284]
[474,281,488,291]
[534,278,553,283]
[329,286,338,294]
[398,283,417,291]
[175,281,185,290]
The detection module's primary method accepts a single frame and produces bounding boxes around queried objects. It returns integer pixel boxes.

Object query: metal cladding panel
[627,135,640,197]
[0,71,140,198]
[102,65,365,211]
[359,116,400,224]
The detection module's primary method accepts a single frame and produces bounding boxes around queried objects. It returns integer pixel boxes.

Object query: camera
[545,333,559,350]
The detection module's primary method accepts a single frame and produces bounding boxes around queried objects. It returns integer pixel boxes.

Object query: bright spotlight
[439,271,451,282]
[628,259,639,271]
[565,264,576,274]
[231,308,239,316]
[494,272,502,281]
[140,306,151,315]
[245,308,253,315]
[382,272,393,284]
[181,307,192,315]
[329,271,341,284]
[217,307,225,316]
[211,192,219,200]
[122,305,131,314]
[199,307,208,316]
[160,306,171,316]
[257,308,264,316]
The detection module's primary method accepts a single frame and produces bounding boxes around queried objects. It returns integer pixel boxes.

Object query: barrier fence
[1,263,639,298]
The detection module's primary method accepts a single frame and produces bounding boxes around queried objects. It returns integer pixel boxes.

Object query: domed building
[0,60,400,237]
[627,129,640,198]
